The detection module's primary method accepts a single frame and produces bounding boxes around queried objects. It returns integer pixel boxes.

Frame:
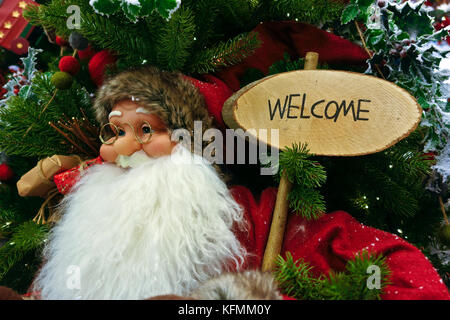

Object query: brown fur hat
[93,67,214,150]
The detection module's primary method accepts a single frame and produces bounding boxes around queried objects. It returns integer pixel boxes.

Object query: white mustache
[115,150,151,168]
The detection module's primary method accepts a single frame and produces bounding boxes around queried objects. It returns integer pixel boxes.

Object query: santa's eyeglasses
[99,121,155,145]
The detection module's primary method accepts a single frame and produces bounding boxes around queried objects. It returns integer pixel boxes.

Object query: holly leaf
[21,47,42,81]
[341,4,359,24]
[156,0,181,20]
[89,0,120,15]
[120,0,143,22]
[366,29,385,48]
[138,0,156,16]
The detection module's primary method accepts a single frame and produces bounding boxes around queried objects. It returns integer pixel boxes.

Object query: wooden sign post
[222,52,422,271]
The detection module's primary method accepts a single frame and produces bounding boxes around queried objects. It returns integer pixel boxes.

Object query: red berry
[433,22,443,31]
[399,50,407,58]
[13,88,19,95]
[377,0,386,8]
[77,45,96,61]
[58,56,80,76]
[55,36,69,47]
[0,163,14,181]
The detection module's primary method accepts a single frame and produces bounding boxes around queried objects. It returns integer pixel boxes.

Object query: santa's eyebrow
[136,107,151,115]
[108,111,122,119]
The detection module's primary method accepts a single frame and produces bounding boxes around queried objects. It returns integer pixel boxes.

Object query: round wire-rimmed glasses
[99,121,155,145]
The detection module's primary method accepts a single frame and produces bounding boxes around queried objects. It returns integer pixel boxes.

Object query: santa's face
[99,100,177,164]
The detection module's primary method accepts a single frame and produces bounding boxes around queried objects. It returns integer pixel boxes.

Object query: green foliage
[187,32,260,74]
[156,8,196,71]
[24,0,345,75]
[0,221,48,293]
[90,0,181,21]
[341,0,374,24]
[321,129,438,239]
[278,143,327,219]
[274,251,391,300]
[256,0,345,25]
[341,0,449,157]
[279,143,326,188]
[0,71,96,158]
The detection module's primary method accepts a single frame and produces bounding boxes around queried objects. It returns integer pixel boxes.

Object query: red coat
[230,186,450,300]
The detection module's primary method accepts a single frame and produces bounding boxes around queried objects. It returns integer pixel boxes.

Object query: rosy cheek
[142,134,176,157]
[100,144,119,162]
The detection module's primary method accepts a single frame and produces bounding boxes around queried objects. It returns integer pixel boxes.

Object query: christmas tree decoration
[77,44,96,61]
[50,71,73,90]
[54,35,68,47]
[16,155,82,198]
[0,163,14,181]
[58,56,80,76]
[0,0,37,54]
[68,31,88,51]
[0,0,448,301]
[439,224,450,247]
[88,49,117,87]
[89,0,182,21]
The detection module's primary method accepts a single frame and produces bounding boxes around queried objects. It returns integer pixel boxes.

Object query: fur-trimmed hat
[93,67,214,146]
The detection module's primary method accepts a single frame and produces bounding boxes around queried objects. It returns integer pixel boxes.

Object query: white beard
[33,145,247,300]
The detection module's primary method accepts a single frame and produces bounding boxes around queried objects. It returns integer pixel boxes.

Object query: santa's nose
[113,135,142,156]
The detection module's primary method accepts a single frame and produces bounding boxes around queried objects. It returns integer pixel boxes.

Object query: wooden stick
[354,20,386,80]
[261,52,319,272]
[261,173,293,271]
[439,196,448,226]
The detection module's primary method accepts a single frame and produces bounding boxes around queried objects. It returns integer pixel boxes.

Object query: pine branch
[156,8,196,71]
[278,143,327,188]
[0,221,48,279]
[274,252,326,299]
[187,31,261,74]
[256,0,345,25]
[288,186,326,220]
[274,250,391,300]
[362,165,420,218]
[0,73,96,157]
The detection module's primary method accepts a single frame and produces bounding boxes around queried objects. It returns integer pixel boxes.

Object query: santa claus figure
[11,67,450,300]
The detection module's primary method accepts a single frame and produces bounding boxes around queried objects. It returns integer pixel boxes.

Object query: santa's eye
[118,129,126,136]
[142,125,152,134]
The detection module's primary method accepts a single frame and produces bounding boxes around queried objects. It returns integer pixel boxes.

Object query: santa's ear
[190,270,282,300]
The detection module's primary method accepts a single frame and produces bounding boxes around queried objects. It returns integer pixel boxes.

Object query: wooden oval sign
[222,70,422,156]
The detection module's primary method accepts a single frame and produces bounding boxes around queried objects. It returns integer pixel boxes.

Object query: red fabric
[216,21,370,92]
[185,75,233,129]
[53,156,103,194]
[230,185,450,300]
[88,50,117,87]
